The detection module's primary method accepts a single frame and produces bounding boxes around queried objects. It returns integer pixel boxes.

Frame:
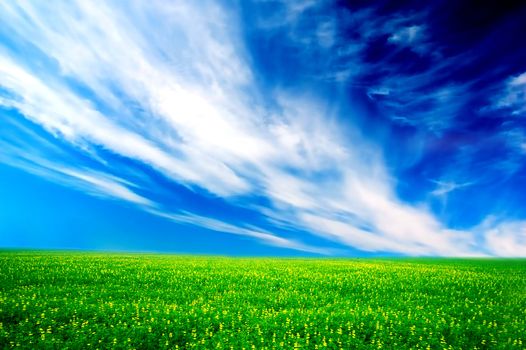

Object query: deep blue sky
[1,1,525,256]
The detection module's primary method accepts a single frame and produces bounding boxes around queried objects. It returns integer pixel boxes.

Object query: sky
[1,0,526,257]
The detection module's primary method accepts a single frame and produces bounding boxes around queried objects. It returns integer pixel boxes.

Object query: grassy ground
[0,251,524,349]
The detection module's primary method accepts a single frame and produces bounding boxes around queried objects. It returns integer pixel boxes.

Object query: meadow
[0,251,524,349]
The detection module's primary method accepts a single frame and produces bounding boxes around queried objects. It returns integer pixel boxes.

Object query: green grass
[0,251,525,349]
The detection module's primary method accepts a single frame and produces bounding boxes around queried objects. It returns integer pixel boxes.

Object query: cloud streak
[0,1,523,256]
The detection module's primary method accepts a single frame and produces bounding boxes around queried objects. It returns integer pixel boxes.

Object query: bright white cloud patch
[483,220,526,257]
[0,1,518,256]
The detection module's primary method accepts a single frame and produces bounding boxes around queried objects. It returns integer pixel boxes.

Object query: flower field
[0,251,524,349]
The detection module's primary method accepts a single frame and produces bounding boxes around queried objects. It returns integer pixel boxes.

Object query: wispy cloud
[430,180,474,197]
[0,125,153,208]
[388,25,430,55]
[148,209,333,255]
[494,71,526,116]
[271,5,466,133]
[0,1,522,256]
[480,218,526,257]
[57,167,154,207]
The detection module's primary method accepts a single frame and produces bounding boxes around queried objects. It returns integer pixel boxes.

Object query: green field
[0,252,524,349]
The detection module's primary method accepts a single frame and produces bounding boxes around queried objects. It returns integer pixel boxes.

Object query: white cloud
[56,167,154,207]
[387,21,433,56]
[0,143,153,207]
[495,71,526,115]
[389,25,422,45]
[148,209,332,255]
[0,48,251,197]
[430,180,474,197]
[0,1,519,256]
[367,87,391,99]
[482,219,526,257]
[511,72,526,85]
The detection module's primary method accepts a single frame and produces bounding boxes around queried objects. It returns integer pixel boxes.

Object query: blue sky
[1,1,525,256]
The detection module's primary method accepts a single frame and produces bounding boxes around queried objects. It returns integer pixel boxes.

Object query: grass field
[0,251,524,349]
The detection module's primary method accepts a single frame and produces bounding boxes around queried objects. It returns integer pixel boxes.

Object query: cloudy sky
[1,0,526,256]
